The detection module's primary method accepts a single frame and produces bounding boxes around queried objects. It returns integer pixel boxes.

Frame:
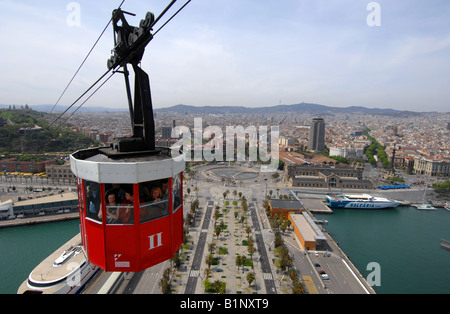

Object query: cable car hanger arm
[106,1,181,154]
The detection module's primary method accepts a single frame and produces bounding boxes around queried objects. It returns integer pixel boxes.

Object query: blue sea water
[0,220,80,294]
[315,206,450,294]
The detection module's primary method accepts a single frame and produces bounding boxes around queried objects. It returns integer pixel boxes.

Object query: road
[249,202,277,294]
[184,201,213,294]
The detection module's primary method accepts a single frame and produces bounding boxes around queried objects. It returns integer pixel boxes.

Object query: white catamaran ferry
[18,234,98,294]
[325,194,402,209]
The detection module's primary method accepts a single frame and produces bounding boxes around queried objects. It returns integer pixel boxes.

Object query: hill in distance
[0,108,99,153]
[154,103,428,117]
[0,103,434,116]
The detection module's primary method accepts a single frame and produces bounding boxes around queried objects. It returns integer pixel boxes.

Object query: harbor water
[315,206,450,294]
[0,219,80,294]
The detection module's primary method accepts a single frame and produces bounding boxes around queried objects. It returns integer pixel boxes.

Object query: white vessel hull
[326,194,402,209]
[18,234,98,294]
[414,204,437,211]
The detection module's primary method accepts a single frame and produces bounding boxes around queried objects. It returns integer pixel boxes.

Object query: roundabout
[200,165,260,182]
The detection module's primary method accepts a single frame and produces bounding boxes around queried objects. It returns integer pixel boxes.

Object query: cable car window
[139,180,169,223]
[84,181,102,223]
[103,184,134,225]
[173,173,182,212]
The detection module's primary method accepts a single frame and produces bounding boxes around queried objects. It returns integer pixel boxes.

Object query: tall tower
[308,118,325,152]
[161,126,172,139]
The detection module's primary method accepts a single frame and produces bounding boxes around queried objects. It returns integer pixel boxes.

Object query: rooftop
[290,212,327,242]
[269,199,304,210]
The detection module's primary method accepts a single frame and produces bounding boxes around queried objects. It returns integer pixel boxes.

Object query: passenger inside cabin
[161,180,169,200]
[102,192,119,224]
[85,181,101,222]
[106,184,126,204]
[139,183,152,203]
[118,188,134,224]
[139,180,169,223]
[150,186,162,203]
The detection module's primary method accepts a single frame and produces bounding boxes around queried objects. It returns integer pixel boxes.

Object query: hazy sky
[1,0,450,112]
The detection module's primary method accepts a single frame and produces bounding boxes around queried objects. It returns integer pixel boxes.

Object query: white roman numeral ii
[148,232,163,250]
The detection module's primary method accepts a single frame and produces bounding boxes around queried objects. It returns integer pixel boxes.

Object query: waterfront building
[0,200,13,219]
[284,164,372,189]
[267,199,327,250]
[285,164,363,180]
[308,118,325,152]
[413,156,450,176]
[268,199,305,218]
[12,192,79,217]
[288,212,327,251]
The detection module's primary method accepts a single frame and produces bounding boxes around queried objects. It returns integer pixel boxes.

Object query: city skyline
[1,0,450,112]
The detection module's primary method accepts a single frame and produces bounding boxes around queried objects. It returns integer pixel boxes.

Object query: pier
[0,212,79,229]
[0,192,79,228]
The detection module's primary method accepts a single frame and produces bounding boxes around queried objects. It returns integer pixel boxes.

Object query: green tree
[246,272,255,287]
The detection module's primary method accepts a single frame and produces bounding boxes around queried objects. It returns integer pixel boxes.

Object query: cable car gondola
[70,5,185,272]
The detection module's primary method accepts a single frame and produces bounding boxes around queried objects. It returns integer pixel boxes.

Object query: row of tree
[364,129,390,167]
[263,200,306,294]
[432,179,450,193]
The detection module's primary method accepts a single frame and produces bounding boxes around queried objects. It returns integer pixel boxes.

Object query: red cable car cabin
[70,147,184,272]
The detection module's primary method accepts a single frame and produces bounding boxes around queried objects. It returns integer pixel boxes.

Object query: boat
[17,234,98,294]
[414,204,437,211]
[325,194,402,209]
[445,203,450,211]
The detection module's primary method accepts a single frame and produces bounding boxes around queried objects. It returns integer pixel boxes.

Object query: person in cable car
[119,189,134,224]
[106,184,126,204]
[161,180,169,200]
[86,182,101,222]
[150,186,162,203]
[104,191,119,224]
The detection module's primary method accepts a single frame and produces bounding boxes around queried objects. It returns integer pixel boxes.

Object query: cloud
[1,0,449,112]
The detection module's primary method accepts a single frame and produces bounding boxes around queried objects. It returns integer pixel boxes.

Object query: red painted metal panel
[104,225,138,271]
[76,172,184,272]
[85,219,106,269]
[139,215,172,270]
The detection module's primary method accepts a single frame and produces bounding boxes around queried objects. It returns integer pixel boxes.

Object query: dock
[0,192,80,228]
[0,212,79,228]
